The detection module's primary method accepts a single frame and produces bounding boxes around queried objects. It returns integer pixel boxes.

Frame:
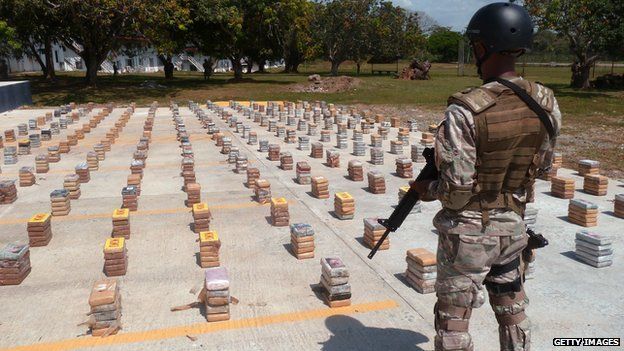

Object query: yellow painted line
[0,200,295,225]
[1,299,398,351]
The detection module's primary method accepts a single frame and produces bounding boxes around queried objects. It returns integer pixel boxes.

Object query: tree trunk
[84,51,99,86]
[44,38,56,80]
[571,60,593,89]
[258,59,266,73]
[356,62,361,76]
[291,61,300,73]
[28,42,48,79]
[330,60,341,76]
[231,58,243,80]
[0,59,8,80]
[246,59,253,74]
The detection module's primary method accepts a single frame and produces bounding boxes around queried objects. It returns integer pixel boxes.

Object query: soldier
[411,3,561,351]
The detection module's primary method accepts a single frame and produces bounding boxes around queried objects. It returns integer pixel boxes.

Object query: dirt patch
[290,76,362,93]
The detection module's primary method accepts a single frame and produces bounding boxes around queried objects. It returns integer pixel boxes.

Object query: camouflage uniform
[425,77,562,351]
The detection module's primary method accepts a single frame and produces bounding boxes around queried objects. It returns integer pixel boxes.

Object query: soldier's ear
[472,42,487,62]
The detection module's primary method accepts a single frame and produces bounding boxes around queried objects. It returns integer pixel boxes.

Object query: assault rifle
[368,147,438,259]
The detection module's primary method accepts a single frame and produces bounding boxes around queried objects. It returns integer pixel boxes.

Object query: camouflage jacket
[426,77,562,236]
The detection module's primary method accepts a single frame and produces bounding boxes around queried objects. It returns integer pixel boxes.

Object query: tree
[0,20,20,79]
[525,0,622,89]
[58,0,143,86]
[141,0,191,79]
[0,0,65,81]
[426,27,462,63]
[192,0,248,80]
[266,0,314,73]
[369,3,425,65]
[312,0,377,76]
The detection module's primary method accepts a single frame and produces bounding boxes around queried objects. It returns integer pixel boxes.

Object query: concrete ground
[0,103,622,351]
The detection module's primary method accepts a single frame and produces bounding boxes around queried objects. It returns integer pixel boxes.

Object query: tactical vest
[448,79,554,222]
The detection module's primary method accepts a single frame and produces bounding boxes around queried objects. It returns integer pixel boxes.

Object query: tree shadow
[319,315,429,351]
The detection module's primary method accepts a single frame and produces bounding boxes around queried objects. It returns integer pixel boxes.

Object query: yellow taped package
[29,213,51,224]
[199,231,219,243]
[271,197,288,206]
[193,203,210,213]
[112,208,130,220]
[104,238,125,253]
[335,192,354,202]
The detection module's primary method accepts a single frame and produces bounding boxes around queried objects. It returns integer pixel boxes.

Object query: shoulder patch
[448,88,496,114]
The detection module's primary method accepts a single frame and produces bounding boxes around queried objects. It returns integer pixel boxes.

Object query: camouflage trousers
[434,231,530,351]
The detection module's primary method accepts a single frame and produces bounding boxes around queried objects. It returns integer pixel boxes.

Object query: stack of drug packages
[370,147,384,165]
[76,162,90,183]
[405,248,437,294]
[27,213,52,247]
[551,177,575,199]
[87,278,122,336]
[235,154,248,174]
[112,209,131,239]
[326,149,340,167]
[268,144,280,161]
[367,170,386,194]
[348,160,364,181]
[186,183,201,207]
[398,186,422,214]
[334,192,355,220]
[202,267,231,322]
[290,223,315,260]
[246,168,260,188]
[310,142,323,158]
[50,189,71,216]
[35,154,49,173]
[390,140,403,155]
[583,174,608,196]
[296,161,311,185]
[270,197,290,227]
[578,160,599,176]
[319,257,351,308]
[311,176,330,199]
[0,243,31,286]
[64,174,81,199]
[280,152,294,170]
[255,179,271,203]
[0,180,17,204]
[395,157,413,178]
[420,132,435,147]
[4,146,17,164]
[19,167,36,187]
[192,203,212,233]
[575,230,613,268]
[363,218,389,250]
[121,186,138,211]
[615,194,624,218]
[103,238,127,277]
[568,199,599,227]
[198,231,221,268]
[94,144,106,161]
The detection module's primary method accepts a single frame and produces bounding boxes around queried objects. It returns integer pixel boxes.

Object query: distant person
[113,62,118,76]
[203,59,212,80]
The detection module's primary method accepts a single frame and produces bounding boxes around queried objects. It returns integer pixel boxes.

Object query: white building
[8,42,283,75]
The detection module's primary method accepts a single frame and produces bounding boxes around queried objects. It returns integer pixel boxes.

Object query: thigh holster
[488,289,528,326]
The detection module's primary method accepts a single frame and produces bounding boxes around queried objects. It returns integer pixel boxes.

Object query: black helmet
[467,2,534,58]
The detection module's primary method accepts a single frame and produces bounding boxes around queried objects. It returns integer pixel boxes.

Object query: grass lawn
[9,60,624,179]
